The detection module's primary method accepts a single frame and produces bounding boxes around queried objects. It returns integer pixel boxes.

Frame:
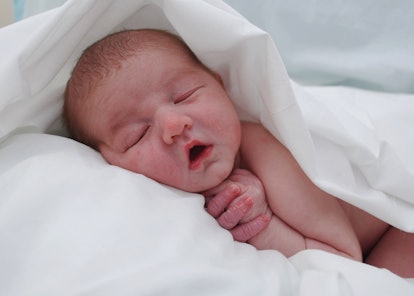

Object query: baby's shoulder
[239,121,286,160]
[240,121,264,134]
[240,121,274,144]
[238,120,287,172]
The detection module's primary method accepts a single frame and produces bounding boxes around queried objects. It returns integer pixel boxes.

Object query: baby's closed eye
[124,125,150,151]
[173,85,203,104]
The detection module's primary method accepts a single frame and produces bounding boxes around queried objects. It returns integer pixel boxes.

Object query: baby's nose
[159,109,192,144]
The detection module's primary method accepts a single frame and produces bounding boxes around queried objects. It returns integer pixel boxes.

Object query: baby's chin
[175,180,218,194]
[186,168,234,193]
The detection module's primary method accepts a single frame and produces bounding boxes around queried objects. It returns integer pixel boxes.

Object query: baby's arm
[240,122,362,261]
[203,168,272,242]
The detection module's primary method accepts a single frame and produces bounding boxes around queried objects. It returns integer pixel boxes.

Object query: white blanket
[1,0,413,295]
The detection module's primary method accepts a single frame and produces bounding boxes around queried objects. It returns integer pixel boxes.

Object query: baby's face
[88,47,241,192]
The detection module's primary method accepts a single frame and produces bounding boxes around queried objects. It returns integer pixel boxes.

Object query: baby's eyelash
[125,126,149,151]
[174,91,192,104]
[174,86,203,104]
[136,127,147,142]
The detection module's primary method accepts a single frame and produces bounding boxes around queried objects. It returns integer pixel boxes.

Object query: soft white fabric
[293,83,414,230]
[1,134,412,295]
[1,0,414,295]
[0,133,296,295]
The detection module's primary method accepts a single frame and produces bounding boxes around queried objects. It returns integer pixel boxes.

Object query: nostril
[164,136,173,145]
[161,114,192,144]
[157,104,193,144]
[184,118,193,130]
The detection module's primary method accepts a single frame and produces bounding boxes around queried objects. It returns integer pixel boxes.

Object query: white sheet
[0,133,297,295]
[1,0,413,295]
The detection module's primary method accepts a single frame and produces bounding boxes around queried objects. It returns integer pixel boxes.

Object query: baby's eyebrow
[165,69,201,87]
[108,103,139,130]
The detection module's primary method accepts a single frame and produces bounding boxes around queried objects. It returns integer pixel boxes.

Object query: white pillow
[0,133,295,295]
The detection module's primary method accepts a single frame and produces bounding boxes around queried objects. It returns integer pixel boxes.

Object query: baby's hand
[202,168,271,242]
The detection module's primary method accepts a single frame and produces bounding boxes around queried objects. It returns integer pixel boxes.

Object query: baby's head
[64,29,241,192]
[64,29,202,149]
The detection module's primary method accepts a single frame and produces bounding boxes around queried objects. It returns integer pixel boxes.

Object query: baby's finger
[201,181,229,198]
[230,214,270,242]
[206,183,241,218]
[217,197,253,229]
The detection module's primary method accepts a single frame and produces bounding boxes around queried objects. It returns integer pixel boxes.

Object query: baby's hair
[63,29,205,149]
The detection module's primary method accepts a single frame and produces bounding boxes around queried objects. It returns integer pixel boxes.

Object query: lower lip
[189,145,213,170]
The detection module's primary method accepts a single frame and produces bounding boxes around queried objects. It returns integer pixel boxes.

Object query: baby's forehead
[78,31,203,104]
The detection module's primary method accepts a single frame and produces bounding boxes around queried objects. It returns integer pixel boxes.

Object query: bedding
[1,0,414,295]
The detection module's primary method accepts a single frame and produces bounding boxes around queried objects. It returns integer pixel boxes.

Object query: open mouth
[189,145,207,163]
[187,143,212,169]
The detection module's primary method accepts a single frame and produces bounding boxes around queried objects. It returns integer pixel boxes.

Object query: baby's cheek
[123,150,145,174]
[150,160,183,187]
